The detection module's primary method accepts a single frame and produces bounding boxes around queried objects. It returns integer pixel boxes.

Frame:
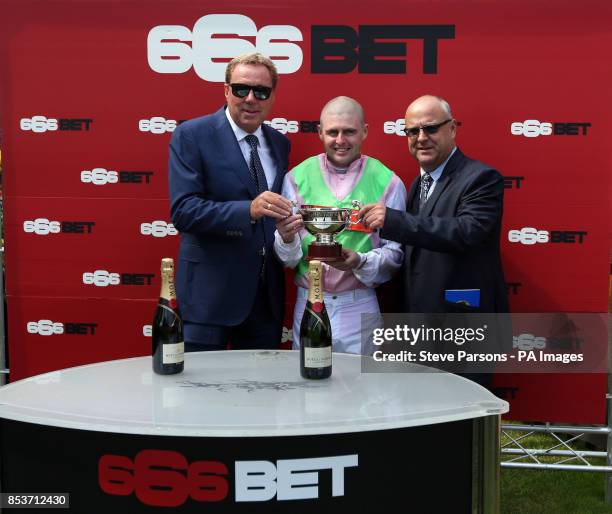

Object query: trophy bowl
[298,201,361,262]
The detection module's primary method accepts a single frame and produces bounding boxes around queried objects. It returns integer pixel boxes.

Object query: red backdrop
[0,0,610,423]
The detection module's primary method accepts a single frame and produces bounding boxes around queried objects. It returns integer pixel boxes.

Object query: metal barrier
[501,312,612,501]
[501,423,612,472]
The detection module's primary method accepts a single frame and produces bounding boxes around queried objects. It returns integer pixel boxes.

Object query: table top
[0,350,508,437]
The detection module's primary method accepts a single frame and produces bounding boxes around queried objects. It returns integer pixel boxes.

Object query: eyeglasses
[403,119,453,138]
[229,83,273,101]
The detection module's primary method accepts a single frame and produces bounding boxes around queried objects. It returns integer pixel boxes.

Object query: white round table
[0,350,508,513]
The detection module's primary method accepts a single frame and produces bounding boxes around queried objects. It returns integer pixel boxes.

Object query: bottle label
[307,261,324,304]
[304,347,332,368]
[163,342,184,364]
[160,266,178,304]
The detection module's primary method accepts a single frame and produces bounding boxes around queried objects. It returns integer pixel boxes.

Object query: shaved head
[320,96,365,126]
[318,96,368,167]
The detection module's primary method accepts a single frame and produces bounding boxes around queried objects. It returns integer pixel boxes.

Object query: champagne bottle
[300,260,332,379]
[152,258,184,375]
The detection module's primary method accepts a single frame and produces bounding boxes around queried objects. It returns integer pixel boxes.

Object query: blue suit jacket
[381,148,508,313]
[168,107,290,325]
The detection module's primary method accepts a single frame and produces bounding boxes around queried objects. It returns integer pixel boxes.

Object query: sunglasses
[229,83,273,101]
[403,119,453,138]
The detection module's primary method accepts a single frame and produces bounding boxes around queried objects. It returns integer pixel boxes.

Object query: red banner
[1,0,610,422]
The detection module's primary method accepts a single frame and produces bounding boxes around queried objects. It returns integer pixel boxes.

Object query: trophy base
[306,243,343,262]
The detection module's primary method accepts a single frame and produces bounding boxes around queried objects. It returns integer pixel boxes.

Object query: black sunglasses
[403,119,453,138]
[229,83,273,101]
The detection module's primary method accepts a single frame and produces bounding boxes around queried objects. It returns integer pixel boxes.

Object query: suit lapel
[406,176,420,214]
[212,108,258,199]
[262,124,285,194]
[421,148,464,216]
[422,171,452,216]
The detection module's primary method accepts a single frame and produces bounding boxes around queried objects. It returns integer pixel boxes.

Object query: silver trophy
[298,200,362,262]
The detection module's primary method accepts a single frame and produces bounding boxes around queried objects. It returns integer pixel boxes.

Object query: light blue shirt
[420,146,457,199]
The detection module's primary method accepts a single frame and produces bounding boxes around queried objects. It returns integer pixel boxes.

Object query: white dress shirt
[225,108,276,189]
[420,146,457,199]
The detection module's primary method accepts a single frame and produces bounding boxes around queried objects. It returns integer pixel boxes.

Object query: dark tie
[419,172,433,212]
[244,134,268,279]
[245,134,268,193]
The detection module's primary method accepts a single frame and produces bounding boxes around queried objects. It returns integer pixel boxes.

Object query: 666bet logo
[148,14,303,82]
[139,117,180,134]
[383,119,407,136]
[23,218,95,235]
[83,271,155,287]
[511,120,591,138]
[81,168,153,185]
[141,221,177,238]
[264,118,299,134]
[20,116,93,133]
[83,271,121,287]
[99,449,357,506]
[27,320,97,336]
[508,227,587,245]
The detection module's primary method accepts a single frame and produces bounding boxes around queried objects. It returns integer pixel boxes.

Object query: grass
[502,467,612,514]
[501,426,612,514]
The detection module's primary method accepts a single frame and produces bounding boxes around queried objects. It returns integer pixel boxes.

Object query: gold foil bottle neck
[308,259,322,272]
[161,258,174,273]
[307,260,323,303]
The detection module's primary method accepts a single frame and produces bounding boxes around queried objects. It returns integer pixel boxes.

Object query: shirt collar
[225,107,265,142]
[420,146,457,182]
[322,153,365,175]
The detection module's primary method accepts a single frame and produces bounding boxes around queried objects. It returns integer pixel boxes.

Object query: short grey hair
[225,53,278,88]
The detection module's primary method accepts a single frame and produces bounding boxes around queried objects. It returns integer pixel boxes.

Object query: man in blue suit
[168,53,293,351]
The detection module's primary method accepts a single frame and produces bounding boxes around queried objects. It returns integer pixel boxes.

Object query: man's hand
[328,248,362,271]
[276,214,303,243]
[359,203,386,230]
[250,192,293,220]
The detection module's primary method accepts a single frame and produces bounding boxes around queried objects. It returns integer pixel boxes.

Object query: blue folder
[444,289,480,308]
